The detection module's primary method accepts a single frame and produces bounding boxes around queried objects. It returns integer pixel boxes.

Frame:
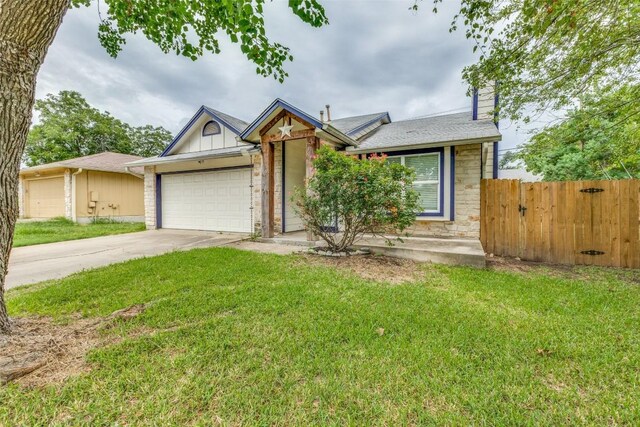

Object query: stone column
[144,166,157,229]
[260,137,274,238]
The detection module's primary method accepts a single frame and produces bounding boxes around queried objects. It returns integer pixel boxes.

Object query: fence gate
[480,179,640,268]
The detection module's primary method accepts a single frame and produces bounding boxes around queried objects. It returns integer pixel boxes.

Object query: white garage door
[161,168,252,232]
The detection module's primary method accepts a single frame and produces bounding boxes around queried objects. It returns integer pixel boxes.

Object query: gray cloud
[36,0,526,149]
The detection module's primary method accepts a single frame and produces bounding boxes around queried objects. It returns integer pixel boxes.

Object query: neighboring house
[499,168,542,182]
[127,85,501,238]
[19,152,145,223]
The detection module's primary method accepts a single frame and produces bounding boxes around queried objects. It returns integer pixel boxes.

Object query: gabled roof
[238,98,358,146]
[350,112,501,152]
[160,105,249,156]
[21,152,144,175]
[239,98,324,140]
[203,106,249,134]
[330,112,390,136]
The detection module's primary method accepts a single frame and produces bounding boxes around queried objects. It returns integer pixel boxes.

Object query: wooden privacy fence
[480,179,640,268]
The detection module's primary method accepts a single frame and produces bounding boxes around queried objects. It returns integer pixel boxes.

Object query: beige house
[128,85,501,239]
[19,152,145,223]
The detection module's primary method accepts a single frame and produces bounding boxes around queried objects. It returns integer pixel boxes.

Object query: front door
[283,140,306,232]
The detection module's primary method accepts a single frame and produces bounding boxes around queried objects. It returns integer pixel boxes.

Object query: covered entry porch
[238,99,357,239]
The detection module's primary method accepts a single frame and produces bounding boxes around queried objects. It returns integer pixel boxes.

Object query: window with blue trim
[387,153,441,213]
[202,120,221,136]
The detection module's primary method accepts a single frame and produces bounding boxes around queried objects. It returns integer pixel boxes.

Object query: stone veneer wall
[251,142,490,238]
[411,144,482,238]
[252,142,283,235]
[144,166,157,229]
[482,141,496,179]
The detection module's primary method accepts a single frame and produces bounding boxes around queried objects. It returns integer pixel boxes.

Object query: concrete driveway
[6,230,247,289]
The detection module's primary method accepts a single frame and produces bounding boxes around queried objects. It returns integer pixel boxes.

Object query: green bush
[293,147,420,252]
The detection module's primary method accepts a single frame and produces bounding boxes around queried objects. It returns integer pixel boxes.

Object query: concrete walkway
[6,230,247,289]
[261,232,487,267]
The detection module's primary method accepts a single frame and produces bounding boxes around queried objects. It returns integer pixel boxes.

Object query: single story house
[127,85,501,238]
[19,152,145,223]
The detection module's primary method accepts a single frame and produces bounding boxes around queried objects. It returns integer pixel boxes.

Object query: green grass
[13,217,146,247]
[3,249,640,425]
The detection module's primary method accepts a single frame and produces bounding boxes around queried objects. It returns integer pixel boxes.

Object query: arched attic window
[202,120,221,136]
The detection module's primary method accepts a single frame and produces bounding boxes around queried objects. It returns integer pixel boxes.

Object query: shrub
[293,146,420,253]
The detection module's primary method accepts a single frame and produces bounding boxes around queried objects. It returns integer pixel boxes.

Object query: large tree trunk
[0,0,69,333]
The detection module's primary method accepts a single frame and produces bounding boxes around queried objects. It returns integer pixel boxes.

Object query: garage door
[161,168,252,232]
[26,177,65,218]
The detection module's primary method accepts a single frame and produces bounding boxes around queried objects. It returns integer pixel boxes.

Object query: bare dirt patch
[487,255,640,285]
[298,253,424,284]
[0,304,147,387]
[487,256,575,276]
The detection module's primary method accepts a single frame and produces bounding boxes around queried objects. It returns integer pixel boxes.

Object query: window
[387,152,441,214]
[202,120,221,136]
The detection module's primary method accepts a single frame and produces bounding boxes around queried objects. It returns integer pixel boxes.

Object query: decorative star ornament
[278,124,294,138]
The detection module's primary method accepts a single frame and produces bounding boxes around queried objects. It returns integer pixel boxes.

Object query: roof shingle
[330,112,389,135]
[203,106,249,133]
[352,112,501,151]
[21,152,144,175]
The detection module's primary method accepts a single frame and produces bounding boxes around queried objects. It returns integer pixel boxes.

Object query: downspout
[71,168,83,222]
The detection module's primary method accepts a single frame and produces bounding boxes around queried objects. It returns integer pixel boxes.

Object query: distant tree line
[24,91,173,166]
[500,85,639,181]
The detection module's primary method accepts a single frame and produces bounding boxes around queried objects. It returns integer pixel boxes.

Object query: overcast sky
[36,0,531,151]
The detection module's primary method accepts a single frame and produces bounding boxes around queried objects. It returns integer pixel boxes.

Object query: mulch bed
[298,253,425,284]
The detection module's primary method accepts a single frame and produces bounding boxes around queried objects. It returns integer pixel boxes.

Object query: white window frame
[388,152,441,214]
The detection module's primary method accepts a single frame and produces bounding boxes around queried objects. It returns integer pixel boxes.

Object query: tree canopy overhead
[424,0,640,125]
[25,90,173,166]
[72,0,328,83]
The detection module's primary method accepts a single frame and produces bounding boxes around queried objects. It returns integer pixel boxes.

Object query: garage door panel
[26,177,65,218]
[161,169,251,232]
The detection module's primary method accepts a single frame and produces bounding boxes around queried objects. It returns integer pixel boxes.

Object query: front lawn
[3,249,640,425]
[13,218,145,247]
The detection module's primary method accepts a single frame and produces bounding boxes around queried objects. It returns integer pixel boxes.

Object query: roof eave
[239,98,324,142]
[320,124,359,146]
[345,134,502,154]
[126,146,260,167]
[345,112,391,136]
[20,165,70,174]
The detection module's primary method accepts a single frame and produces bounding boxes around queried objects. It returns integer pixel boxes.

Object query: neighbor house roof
[348,112,502,152]
[21,152,144,175]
